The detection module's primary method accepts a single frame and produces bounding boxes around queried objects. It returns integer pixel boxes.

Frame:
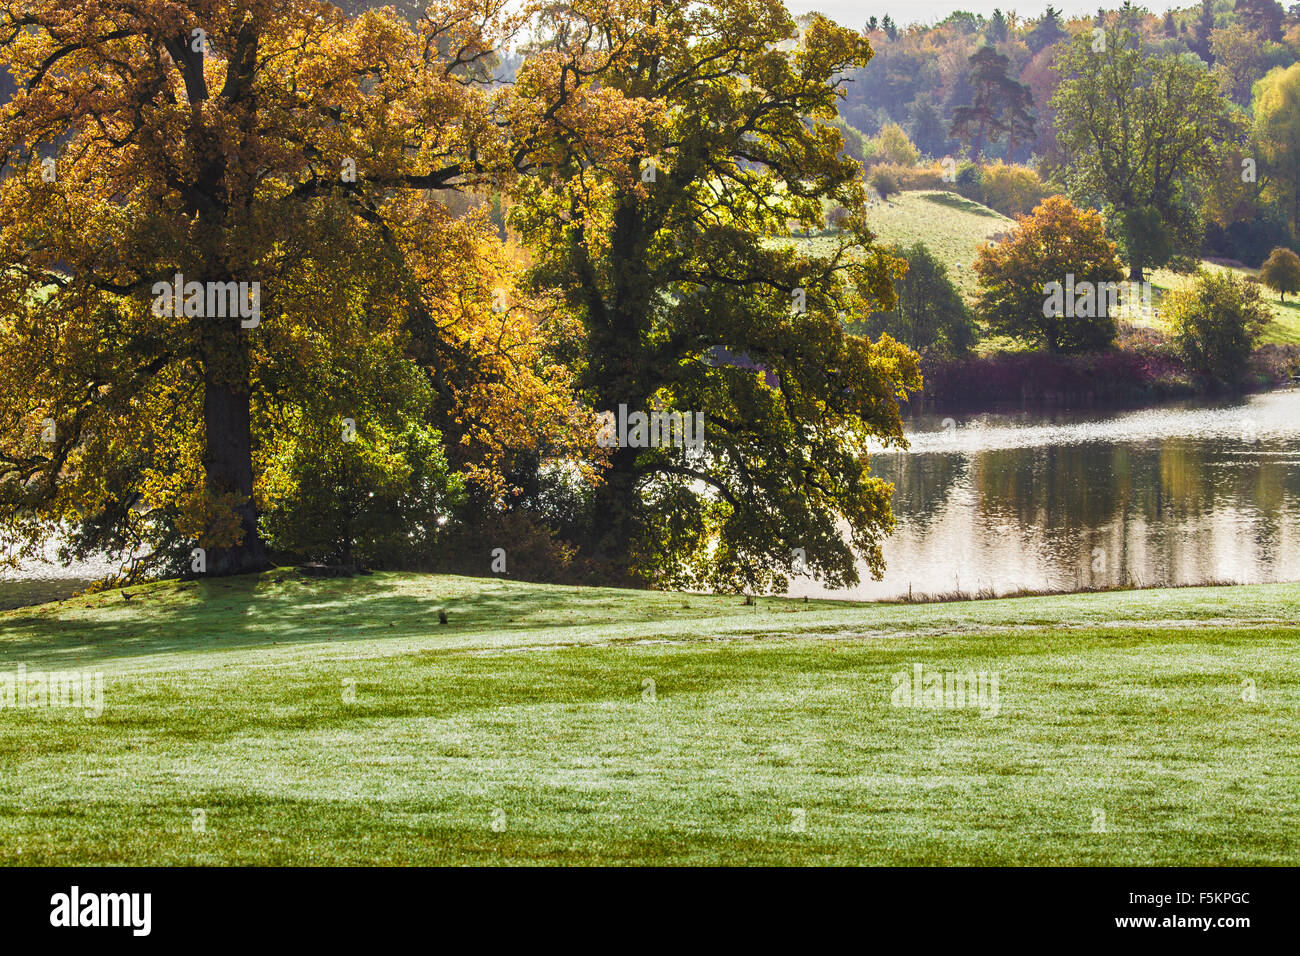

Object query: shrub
[261,418,463,568]
[870,163,948,191]
[868,167,900,200]
[1163,269,1271,384]
[958,162,1049,218]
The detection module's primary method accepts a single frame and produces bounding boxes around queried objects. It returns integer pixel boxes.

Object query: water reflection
[802,389,1300,601]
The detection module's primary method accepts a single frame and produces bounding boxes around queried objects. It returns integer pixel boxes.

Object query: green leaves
[1052,25,1235,278]
[513,1,919,590]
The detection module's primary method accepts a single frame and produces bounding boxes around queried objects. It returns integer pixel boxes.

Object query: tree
[873,122,921,166]
[950,46,1036,159]
[1164,270,1270,382]
[882,15,898,41]
[907,94,950,157]
[0,0,638,577]
[1164,10,1179,37]
[1027,6,1069,54]
[512,1,922,591]
[1194,0,1217,62]
[854,243,976,355]
[1052,24,1236,280]
[1260,247,1300,299]
[1253,64,1300,242]
[974,195,1126,353]
[1213,26,1266,105]
[1237,0,1286,41]
[988,9,1009,43]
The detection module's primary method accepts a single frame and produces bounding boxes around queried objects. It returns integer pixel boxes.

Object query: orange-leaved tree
[0,0,643,577]
[974,195,1126,354]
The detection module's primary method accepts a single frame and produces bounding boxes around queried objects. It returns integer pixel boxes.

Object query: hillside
[833,189,1300,348]
[2,571,1297,865]
[798,189,1013,301]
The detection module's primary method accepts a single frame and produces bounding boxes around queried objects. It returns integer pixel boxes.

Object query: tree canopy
[511,0,921,591]
[0,0,642,577]
[1052,22,1237,280]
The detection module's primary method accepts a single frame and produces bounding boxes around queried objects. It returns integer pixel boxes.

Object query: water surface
[797,389,1300,601]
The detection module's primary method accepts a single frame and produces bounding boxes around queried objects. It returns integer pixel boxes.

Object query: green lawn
[1145,263,1300,346]
[798,189,1013,301]
[2,571,1298,865]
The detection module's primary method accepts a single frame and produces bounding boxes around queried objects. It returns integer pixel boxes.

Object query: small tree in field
[1259,247,1300,301]
[1164,270,1271,384]
[869,167,901,200]
[974,195,1125,353]
[872,122,921,167]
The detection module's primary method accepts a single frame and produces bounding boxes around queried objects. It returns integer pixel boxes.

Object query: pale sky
[784,1,1187,28]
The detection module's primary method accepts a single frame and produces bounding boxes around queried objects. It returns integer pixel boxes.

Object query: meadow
[2,571,1296,865]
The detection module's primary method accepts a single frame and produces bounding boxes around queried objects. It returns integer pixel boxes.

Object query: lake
[791,387,1300,601]
[5,388,1300,609]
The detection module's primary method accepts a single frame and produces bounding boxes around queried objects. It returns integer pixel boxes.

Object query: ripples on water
[0,546,120,611]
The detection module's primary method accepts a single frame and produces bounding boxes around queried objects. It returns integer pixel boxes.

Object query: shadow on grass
[0,572,562,666]
[920,191,1003,218]
[0,571,823,667]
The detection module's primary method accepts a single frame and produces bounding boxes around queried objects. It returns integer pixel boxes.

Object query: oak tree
[0,0,638,578]
[513,0,921,591]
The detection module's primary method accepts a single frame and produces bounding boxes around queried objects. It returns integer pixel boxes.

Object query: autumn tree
[872,121,920,166]
[1260,246,1300,299]
[1052,23,1236,280]
[512,0,921,591]
[0,0,638,578]
[974,195,1126,353]
[1254,63,1300,242]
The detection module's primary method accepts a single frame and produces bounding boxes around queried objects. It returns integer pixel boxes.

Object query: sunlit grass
[1,573,1297,865]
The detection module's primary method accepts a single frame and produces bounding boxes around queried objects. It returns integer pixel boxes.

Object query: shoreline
[907,343,1300,416]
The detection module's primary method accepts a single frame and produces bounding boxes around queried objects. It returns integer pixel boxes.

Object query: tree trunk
[200,327,269,576]
[1128,262,1144,283]
[587,441,643,583]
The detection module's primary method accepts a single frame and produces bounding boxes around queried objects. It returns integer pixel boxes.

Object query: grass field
[1145,263,1300,346]
[799,189,1016,302]
[2,571,1297,865]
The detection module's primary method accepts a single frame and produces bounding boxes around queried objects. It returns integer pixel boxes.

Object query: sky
[783,1,1187,28]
